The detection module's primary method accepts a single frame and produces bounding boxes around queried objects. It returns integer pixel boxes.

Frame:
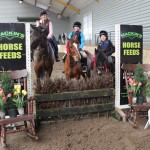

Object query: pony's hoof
[97,70,102,76]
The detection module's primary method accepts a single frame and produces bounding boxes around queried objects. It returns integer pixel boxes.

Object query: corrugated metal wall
[70,0,150,48]
[0,0,69,39]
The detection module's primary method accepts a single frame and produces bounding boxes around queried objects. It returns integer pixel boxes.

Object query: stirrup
[82,66,87,73]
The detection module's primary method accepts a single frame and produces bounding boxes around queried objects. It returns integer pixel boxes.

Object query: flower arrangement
[128,78,142,97]
[13,85,27,108]
[0,70,14,110]
[0,88,12,110]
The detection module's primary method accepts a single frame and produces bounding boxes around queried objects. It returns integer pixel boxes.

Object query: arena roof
[23,0,95,18]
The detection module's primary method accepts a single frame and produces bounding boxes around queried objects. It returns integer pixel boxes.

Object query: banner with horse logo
[120,25,143,105]
[0,23,26,71]
[115,24,143,108]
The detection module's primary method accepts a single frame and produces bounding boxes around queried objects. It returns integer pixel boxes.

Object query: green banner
[0,23,26,71]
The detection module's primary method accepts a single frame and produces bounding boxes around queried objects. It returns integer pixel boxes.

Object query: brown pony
[30,25,54,83]
[64,38,94,80]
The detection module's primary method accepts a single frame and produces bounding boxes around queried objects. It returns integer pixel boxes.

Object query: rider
[95,30,115,72]
[35,10,60,62]
[63,21,87,72]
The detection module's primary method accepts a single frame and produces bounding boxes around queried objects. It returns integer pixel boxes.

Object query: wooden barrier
[35,88,115,125]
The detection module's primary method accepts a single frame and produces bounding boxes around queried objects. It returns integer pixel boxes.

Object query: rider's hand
[47,35,51,40]
[78,48,82,51]
[39,20,43,24]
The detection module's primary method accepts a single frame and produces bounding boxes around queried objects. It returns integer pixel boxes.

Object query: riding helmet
[40,10,47,16]
[99,30,108,37]
[73,22,81,29]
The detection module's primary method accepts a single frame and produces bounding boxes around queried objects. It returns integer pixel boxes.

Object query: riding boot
[82,57,87,73]
[55,48,60,62]
[49,38,60,62]
[53,45,60,62]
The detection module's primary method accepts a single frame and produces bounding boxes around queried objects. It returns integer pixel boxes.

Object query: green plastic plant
[0,70,14,95]
[134,63,147,87]
[144,77,150,97]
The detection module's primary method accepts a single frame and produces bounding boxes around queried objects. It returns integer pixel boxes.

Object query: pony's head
[67,38,80,62]
[95,49,106,68]
[30,24,48,49]
[95,49,115,75]
[72,34,80,44]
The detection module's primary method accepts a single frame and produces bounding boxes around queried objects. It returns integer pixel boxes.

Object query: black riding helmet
[40,10,47,16]
[73,22,81,29]
[99,30,108,37]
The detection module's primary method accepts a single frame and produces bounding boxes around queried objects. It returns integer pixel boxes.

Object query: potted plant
[13,84,27,116]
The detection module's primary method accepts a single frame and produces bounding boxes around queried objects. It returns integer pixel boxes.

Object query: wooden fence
[35,88,115,124]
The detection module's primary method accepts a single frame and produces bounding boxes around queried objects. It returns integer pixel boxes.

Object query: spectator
[58,34,61,44]
[62,33,66,44]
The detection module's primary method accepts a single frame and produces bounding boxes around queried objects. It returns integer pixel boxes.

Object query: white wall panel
[70,0,150,48]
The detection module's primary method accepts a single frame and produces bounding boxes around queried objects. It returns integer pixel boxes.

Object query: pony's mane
[31,26,48,50]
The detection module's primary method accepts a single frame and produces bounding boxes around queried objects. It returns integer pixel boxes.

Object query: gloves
[105,51,112,56]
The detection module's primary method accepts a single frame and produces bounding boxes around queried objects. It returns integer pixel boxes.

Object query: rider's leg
[80,51,87,72]
[49,39,60,62]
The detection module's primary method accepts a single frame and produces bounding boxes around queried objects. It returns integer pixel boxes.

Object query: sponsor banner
[120,25,143,105]
[0,23,26,71]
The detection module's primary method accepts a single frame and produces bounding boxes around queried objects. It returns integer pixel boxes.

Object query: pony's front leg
[34,67,41,84]
[97,68,102,76]
[81,73,87,81]
[66,75,71,81]
[46,66,53,79]
[75,75,81,80]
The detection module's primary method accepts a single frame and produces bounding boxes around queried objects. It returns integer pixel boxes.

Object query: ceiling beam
[60,0,71,16]
[35,0,37,6]
[54,0,80,13]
